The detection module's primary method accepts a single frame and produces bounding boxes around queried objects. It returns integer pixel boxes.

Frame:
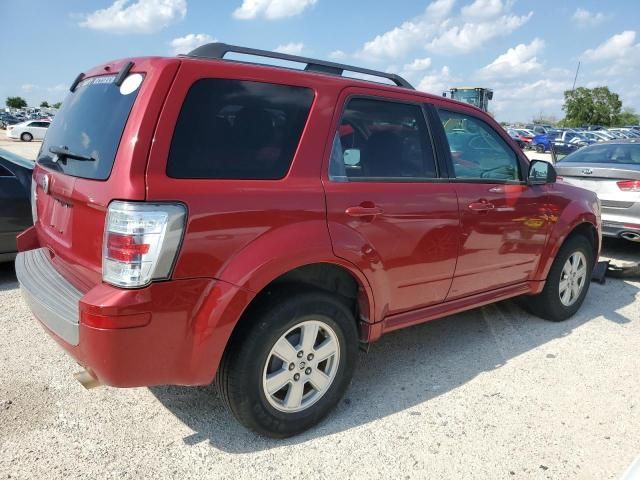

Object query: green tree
[562,86,622,127]
[6,96,27,109]
[614,107,640,127]
[40,101,50,108]
[52,102,62,109]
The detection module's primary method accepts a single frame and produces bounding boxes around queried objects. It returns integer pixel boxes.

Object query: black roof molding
[185,42,414,90]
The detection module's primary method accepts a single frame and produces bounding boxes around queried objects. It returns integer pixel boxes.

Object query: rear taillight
[103,201,186,288]
[617,180,640,192]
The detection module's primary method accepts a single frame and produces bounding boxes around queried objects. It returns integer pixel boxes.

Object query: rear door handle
[468,201,495,212]
[345,206,384,217]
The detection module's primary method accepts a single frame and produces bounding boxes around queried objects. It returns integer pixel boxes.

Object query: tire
[217,288,359,438]
[20,132,33,142]
[521,235,594,321]
[535,143,545,153]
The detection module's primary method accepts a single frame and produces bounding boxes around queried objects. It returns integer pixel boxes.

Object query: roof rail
[185,42,414,90]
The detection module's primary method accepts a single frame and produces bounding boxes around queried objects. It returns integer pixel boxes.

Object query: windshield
[560,143,640,165]
[37,73,143,180]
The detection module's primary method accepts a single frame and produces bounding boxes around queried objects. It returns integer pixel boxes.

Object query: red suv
[16,44,601,438]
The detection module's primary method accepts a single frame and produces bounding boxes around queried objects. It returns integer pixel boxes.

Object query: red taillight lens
[106,233,150,262]
[617,180,640,192]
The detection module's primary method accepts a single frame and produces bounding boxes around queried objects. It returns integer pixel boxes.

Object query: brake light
[103,201,186,288]
[617,180,640,192]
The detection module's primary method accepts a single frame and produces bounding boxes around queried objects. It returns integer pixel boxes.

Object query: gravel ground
[1,238,639,480]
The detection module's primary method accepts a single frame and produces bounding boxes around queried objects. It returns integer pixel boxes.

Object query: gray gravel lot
[1,239,639,480]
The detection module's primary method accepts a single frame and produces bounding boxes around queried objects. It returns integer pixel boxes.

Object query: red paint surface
[24,56,600,387]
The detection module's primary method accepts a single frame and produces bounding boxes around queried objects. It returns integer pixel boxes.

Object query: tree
[614,107,640,127]
[562,86,622,127]
[6,96,27,109]
[52,102,62,109]
[40,101,49,108]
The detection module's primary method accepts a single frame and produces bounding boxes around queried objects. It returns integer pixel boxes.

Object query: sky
[1,0,639,122]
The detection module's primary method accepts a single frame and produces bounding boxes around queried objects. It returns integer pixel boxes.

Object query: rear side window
[167,79,314,180]
[329,97,436,181]
[38,74,143,180]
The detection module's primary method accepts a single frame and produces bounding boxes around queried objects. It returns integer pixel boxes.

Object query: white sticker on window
[119,73,143,95]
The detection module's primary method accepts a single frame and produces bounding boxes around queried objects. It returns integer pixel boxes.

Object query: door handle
[345,205,384,217]
[468,201,495,212]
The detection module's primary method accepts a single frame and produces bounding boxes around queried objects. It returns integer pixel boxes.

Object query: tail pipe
[74,369,101,389]
[620,231,640,242]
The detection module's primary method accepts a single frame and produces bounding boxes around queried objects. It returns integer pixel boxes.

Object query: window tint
[38,74,143,180]
[167,79,314,180]
[438,109,521,181]
[329,97,436,181]
[560,143,640,165]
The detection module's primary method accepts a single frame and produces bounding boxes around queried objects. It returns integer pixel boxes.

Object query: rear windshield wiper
[49,146,95,162]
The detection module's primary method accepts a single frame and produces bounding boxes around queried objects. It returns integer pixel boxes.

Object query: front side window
[329,97,437,181]
[438,109,521,181]
[167,79,314,180]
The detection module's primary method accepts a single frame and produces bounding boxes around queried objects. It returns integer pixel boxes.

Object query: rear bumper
[16,248,250,387]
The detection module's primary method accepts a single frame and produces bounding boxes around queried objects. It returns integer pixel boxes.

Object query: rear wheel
[521,235,594,321]
[217,288,358,438]
[20,132,33,142]
[535,143,545,153]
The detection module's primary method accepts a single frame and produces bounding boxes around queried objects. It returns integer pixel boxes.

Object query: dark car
[0,148,33,261]
[0,114,22,129]
[15,43,600,438]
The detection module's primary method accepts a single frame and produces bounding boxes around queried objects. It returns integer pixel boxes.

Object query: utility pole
[572,61,581,90]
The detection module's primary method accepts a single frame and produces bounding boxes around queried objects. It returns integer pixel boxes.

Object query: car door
[323,90,460,317]
[434,108,551,300]
[32,121,49,140]
[0,160,32,257]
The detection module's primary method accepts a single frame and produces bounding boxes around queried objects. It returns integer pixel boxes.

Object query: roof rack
[185,42,414,90]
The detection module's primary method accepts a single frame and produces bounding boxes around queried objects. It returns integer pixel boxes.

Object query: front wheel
[520,235,594,321]
[217,289,358,438]
[535,143,545,153]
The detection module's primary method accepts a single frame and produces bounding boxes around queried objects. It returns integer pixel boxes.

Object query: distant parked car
[0,148,33,262]
[0,114,21,129]
[506,128,525,148]
[525,124,553,135]
[555,140,640,242]
[532,131,560,152]
[5,120,50,141]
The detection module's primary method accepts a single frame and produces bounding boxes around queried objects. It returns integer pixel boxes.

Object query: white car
[6,120,50,142]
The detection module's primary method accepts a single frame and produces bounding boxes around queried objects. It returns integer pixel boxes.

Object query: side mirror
[528,160,557,185]
[343,148,361,166]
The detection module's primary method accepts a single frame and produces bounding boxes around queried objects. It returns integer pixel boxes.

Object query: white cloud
[21,84,37,93]
[426,11,532,54]
[233,0,317,20]
[79,0,186,34]
[403,57,432,72]
[582,31,640,77]
[461,0,505,20]
[329,50,347,60]
[572,8,607,27]
[416,66,457,95]
[274,42,304,55]
[479,38,544,79]
[358,0,531,59]
[583,30,637,61]
[170,33,216,55]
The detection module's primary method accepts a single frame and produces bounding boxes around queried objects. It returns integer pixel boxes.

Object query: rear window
[560,143,640,165]
[167,79,314,180]
[37,74,143,180]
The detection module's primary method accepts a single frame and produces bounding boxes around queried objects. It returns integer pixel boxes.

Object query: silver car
[555,140,640,242]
